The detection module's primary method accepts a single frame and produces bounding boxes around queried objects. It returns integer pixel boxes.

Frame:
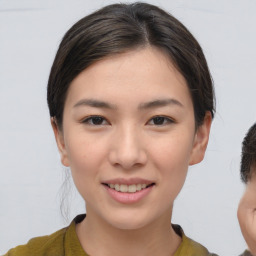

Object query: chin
[102,209,159,231]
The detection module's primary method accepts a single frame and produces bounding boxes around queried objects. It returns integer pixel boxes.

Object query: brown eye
[91,116,104,125]
[152,117,165,125]
[148,116,174,126]
[82,116,109,125]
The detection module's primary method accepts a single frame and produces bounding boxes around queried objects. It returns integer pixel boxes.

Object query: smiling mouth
[103,183,155,193]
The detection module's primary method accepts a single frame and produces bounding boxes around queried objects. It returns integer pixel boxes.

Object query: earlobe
[189,112,212,166]
[51,118,70,167]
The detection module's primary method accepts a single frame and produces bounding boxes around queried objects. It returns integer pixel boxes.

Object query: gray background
[1,0,255,255]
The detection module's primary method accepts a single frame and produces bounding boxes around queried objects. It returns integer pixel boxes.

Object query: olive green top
[240,250,253,256]
[4,214,217,256]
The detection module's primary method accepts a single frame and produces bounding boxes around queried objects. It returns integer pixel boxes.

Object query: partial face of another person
[52,47,211,230]
[238,168,256,255]
[241,169,256,203]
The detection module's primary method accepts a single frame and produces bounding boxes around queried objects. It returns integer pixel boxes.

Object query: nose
[108,126,147,170]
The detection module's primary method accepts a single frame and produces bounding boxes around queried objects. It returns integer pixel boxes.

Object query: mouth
[103,183,155,193]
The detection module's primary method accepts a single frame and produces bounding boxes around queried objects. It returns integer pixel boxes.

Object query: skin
[238,169,256,256]
[52,47,212,256]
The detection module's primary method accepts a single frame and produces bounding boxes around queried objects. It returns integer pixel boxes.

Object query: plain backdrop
[0,0,255,255]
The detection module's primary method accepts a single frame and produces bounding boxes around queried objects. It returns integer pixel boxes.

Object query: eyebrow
[73,98,183,110]
[139,98,183,109]
[73,99,116,109]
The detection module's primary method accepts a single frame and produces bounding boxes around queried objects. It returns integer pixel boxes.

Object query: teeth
[120,184,128,192]
[108,183,149,193]
[136,184,142,191]
[128,184,136,193]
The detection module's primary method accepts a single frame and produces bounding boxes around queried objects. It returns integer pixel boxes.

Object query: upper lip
[102,178,155,185]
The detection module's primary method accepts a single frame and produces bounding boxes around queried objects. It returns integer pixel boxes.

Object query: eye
[147,116,174,126]
[82,115,109,125]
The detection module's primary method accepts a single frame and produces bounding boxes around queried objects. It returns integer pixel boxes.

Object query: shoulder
[4,227,67,256]
[173,224,218,256]
[239,250,254,256]
[181,236,218,256]
[4,214,86,256]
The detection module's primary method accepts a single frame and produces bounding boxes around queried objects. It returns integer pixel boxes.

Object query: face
[53,47,211,230]
[237,167,256,252]
[241,168,256,203]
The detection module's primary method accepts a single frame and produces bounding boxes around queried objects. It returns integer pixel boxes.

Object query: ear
[189,112,212,166]
[51,118,70,167]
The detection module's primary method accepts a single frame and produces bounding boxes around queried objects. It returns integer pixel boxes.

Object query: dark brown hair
[241,123,256,183]
[47,2,215,129]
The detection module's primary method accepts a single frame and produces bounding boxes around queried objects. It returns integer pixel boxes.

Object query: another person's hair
[47,2,215,129]
[241,123,256,183]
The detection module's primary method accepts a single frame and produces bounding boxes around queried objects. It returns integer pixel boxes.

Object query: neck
[76,207,181,256]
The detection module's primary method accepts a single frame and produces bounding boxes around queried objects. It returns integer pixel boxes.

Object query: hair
[240,123,256,183]
[47,2,215,129]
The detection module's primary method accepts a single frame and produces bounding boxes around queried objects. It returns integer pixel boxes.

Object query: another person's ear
[51,118,70,167]
[189,111,212,166]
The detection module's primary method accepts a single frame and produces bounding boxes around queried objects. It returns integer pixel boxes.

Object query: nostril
[108,148,147,169]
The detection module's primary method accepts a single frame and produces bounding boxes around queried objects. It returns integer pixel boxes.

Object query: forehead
[65,47,191,109]
[84,47,185,83]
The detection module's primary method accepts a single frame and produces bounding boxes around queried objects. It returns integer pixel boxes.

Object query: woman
[5,2,216,255]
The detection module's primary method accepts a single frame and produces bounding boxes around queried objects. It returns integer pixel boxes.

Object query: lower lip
[104,185,154,204]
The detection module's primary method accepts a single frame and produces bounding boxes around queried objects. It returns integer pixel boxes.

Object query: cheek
[149,132,194,196]
[65,135,107,193]
[66,132,106,168]
[150,131,194,170]
[160,148,189,189]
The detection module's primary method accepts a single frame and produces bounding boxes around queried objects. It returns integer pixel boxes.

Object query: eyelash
[81,115,174,126]
[147,116,175,126]
[82,115,109,126]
